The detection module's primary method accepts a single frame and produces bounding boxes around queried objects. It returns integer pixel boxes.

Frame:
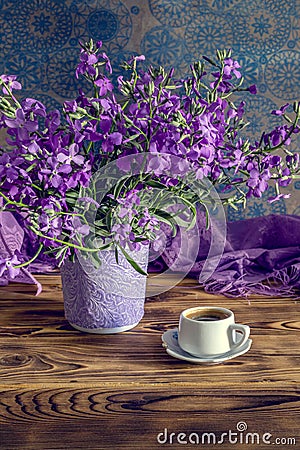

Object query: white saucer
[162,329,252,365]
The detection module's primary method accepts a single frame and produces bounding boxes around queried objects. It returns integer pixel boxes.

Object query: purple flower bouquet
[0,40,299,291]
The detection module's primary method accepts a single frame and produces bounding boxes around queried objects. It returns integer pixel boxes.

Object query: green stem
[0,191,27,208]
[0,81,22,109]
[13,243,43,269]
[28,226,107,253]
[211,64,224,96]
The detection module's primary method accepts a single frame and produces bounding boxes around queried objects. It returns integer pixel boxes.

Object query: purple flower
[101,52,112,74]
[0,254,21,279]
[268,193,290,203]
[64,100,78,113]
[147,154,171,176]
[75,51,98,79]
[38,212,53,233]
[128,55,146,64]
[112,223,135,248]
[94,76,114,96]
[247,167,270,197]
[0,75,22,93]
[111,189,141,221]
[223,58,242,79]
[57,143,85,166]
[100,117,112,133]
[0,153,18,181]
[65,160,92,189]
[269,126,291,147]
[271,103,289,116]
[5,108,38,143]
[286,153,299,169]
[248,85,257,95]
[269,155,282,167]
[72,217,90,237]
[22,98,46,117]
[278,168,291,186]
[138,208,159,231]
[66,118,85,144]
[102,132,123,152]
[45,109,61,132]
[195,164,211,179]
[210,73,234,93]
[39,156,72,189]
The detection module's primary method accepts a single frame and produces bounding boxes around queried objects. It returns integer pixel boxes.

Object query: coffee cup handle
[229,324,250,350]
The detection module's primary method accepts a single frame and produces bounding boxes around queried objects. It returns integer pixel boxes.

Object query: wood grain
[0,275,299,449]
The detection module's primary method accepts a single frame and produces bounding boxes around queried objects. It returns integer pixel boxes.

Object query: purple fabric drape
[0,211,42,294]
[154,213,300,298]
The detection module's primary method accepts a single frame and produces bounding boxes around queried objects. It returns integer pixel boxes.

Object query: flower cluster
[0,40,299,276]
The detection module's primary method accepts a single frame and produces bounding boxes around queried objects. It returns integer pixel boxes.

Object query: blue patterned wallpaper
[0,0,299,218]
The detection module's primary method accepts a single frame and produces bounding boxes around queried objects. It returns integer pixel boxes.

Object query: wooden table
[0,274,299,449]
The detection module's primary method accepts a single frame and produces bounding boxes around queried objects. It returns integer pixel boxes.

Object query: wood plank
[0,275,299,449]
[0,388,299,449]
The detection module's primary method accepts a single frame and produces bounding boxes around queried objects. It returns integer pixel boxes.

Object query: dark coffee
[185,309,229,322]
[192,315,221,322]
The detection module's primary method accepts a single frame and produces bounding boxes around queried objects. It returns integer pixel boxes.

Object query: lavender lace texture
[60,245,149,330]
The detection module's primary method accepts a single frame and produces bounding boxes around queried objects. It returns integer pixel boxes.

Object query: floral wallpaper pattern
[0,0,299,219]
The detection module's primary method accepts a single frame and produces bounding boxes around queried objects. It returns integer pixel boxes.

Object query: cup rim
[181,306,233,322]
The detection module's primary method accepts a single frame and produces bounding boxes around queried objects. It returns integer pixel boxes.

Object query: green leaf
[144,179,167,190]
[227,200,238,210]
[65,190,80,200]
[184,210,197,231]
[126,133,141,142]
[89,252,102,269]
[202,55,218,67]
[177,196,198,230]
[105,210,113,231]
[53,246,68,259]
[178,196,197,217]
[97,242,113,251]
[204,204,210,229]
[114,246,119,264]
[24,155,35,163]
[151,209,177,236]
[118,246,148,276]
[113,177,128,200]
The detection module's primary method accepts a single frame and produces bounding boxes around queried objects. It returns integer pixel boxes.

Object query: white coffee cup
[178,306,250,357]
